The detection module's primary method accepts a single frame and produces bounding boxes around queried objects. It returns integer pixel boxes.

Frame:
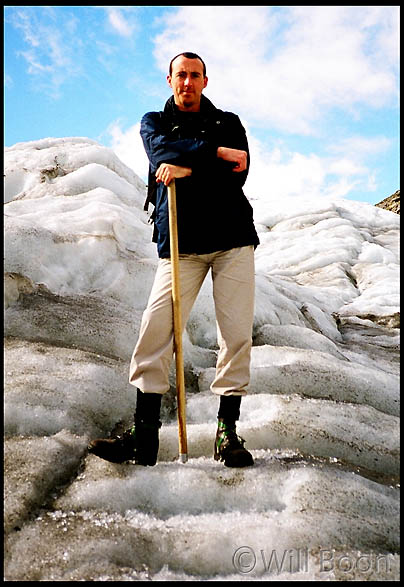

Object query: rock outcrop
[375,189,400,215]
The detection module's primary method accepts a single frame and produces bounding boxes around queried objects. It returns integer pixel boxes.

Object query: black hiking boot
[88,389,162,465]
[88,418,162,465]
[214,418,254,468]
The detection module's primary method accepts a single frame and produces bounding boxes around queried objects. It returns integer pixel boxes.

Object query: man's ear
[203,76,208,89]
[167,75,172,88]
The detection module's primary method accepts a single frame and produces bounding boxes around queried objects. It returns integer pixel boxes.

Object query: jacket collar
[163,94,217,119]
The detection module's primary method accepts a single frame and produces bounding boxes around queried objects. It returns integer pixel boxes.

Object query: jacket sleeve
[140,111,218,171]
[214,112,250,188]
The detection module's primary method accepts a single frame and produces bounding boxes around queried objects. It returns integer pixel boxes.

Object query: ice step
[162,393,399,477]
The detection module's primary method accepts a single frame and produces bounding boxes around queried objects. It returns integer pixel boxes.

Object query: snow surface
[4,137,400,581]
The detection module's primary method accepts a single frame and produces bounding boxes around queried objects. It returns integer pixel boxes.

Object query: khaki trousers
[129,246,255,396]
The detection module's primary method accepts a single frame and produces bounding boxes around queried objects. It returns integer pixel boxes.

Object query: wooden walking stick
[167,179,188,463]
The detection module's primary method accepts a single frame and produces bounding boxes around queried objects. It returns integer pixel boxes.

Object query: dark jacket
[140,94,260,258]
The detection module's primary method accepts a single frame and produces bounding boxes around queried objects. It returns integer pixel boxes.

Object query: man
[89,52,259,468]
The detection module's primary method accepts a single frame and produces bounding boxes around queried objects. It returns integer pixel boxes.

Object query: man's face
[167,55,208,112]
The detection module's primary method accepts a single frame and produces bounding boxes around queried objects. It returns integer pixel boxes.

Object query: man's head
[167,52,208,112]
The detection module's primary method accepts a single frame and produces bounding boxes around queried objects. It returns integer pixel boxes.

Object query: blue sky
[4,6,400,205]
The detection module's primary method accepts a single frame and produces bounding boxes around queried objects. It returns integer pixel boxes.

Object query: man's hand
[156,163,192,186]
[217,147,247,172]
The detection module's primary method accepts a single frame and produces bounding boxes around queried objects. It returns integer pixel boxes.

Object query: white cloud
[149,6,398,202]
[8,7,82,98]
[7,6,138,98]
[4,73,13,89]
[153,6,399,135]
[245,134,324,201]
[105,7,136,38]
[244,128,382,202]
[10,8,41,47]
[328,136,392,158]
[106,121,149,181]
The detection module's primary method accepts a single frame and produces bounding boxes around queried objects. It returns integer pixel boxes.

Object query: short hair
[169,52,207,77]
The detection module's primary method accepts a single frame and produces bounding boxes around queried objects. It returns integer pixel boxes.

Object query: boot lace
[217,421,246,452]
